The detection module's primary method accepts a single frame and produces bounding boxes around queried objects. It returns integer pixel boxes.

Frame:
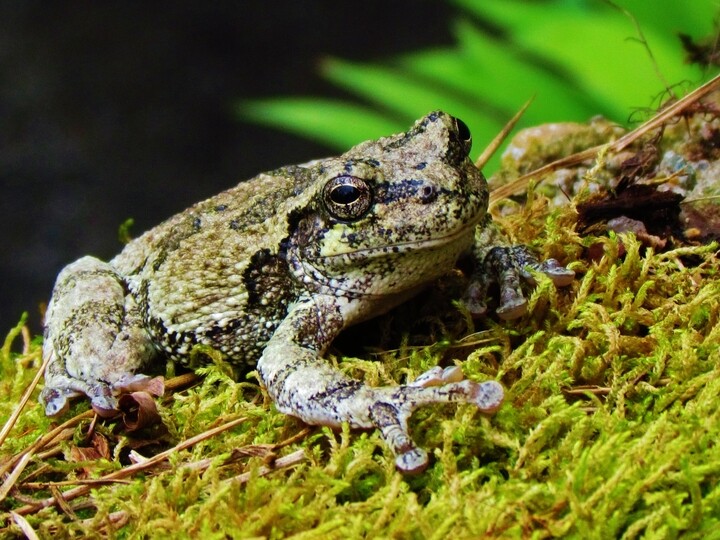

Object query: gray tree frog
[41,112,574,473]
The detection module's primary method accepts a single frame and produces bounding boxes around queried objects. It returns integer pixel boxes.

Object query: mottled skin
[41,112,573,472]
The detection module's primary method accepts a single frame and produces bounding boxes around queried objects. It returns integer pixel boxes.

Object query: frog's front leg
[41,256,156,417]
[257,295,504,473]
[465,219,575,320]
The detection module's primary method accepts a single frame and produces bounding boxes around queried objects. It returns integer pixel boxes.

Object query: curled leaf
[117,392,161,432]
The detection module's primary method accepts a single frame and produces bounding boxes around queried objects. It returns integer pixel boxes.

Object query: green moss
[3,218,719,538]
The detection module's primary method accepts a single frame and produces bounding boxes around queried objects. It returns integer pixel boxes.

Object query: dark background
[1,2,456,335]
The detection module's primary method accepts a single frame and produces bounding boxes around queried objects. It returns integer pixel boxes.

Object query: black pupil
[454,117,471,142]
[331,184,360,204]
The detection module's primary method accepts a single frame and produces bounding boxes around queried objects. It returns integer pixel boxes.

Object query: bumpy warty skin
[41,111,573,472]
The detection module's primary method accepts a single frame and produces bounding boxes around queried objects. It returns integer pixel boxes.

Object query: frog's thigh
[41,256,154,416]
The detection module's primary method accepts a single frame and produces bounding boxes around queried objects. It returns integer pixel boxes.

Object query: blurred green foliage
[239,0,717,170]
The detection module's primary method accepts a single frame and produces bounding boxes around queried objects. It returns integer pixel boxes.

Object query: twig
[10,511,40,540]
[35,438,73,461]
[71,449,306,535]
[72,433,308,534]
[0,452,34,503]
[0,411,93,480]
[10,415,247,516]
[476,97,534,170]
[50,485,78,522]
[82,510,129,532]
[181,427,311,473]
[564,386,611,396]
[226,448,307,485]
[22,479,133,489]
[163,372,201,392]
[8,491,44,505]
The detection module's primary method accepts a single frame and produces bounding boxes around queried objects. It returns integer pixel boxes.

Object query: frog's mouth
[289,216,481,298]
[348,222,476,257]
[320,207,484,261]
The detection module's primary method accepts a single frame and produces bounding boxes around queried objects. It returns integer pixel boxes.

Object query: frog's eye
[452,116,472,155]
[323,175,373,221]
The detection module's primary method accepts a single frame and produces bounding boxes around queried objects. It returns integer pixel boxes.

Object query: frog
[40,111,574,473]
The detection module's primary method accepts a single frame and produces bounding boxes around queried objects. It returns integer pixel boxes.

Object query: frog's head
[286,111,489,298]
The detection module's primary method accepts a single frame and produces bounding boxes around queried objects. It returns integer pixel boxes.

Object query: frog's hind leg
[41,256,155,417]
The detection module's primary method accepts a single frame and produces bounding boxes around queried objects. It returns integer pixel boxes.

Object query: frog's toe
[461,281,490,317]
[496,272,528,320]
[410,365,464,388]
[480,245,574,319]
[40,387,74,417]
[496,296,528,320]
[112,373,165,396]
[369,401,431,474]
[533,258,576,287]
[410,366,444,387]
[90,399,119,418]
[396,447,429,474]
[469,380,504,412]
[87,384,119,418]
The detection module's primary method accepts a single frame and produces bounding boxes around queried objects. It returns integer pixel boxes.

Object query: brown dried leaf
[69,446,103,462]
[91,432,111,460]
[68,445,105,479]
[141,376,165,396]
[615,138,660,191]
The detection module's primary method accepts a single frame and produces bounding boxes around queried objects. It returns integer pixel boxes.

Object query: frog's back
[111,166,315,363]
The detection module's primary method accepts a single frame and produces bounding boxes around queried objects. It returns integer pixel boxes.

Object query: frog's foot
[465,245,575,320]
[41,372,162,418]
[262,297,505,474]
[40,375,118,417]
[368,378,504,473]
[41,255,157,418]
[87,383,122,417]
